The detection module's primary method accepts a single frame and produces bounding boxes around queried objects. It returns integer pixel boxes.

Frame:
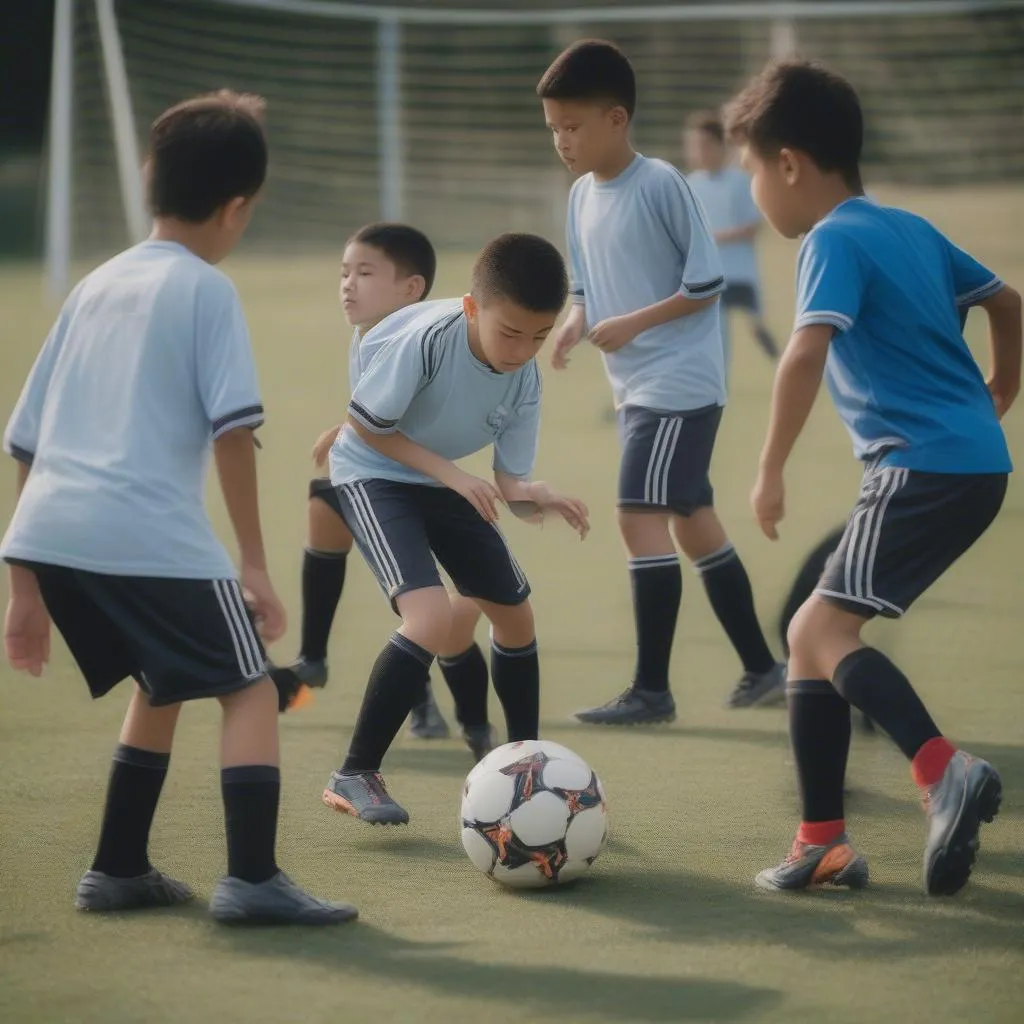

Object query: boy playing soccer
[538,40,784,722]
[724,60,1021,894]
[320,233,590,824]
[684,112,778,365]
[269,222,453,737]
[1,91,355,925]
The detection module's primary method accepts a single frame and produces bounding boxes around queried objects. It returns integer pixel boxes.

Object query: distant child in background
[1,91,354,925]
[270,223,455,740]
[685,111,778,367]
[726,59,1021,895]
[538,40,785,723]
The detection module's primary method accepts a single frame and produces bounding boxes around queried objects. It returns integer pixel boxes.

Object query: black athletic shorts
[309,476,344,519]
[335,479,530,610]
[8,560,267,705]
[617,403,722,516]
[721,282,762,314]
[816,464,1008,619]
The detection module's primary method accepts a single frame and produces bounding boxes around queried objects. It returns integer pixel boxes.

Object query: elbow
[984,284,1022,318]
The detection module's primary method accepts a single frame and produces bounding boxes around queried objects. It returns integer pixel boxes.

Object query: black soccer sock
[789,679,851,823]
[221,764,280,884]
[439,643,490,729]
[629,555,683,693]
[342,634,433,773]
[299,548,348,663]
[91,745,169,878]
[754,323,780,359]
[832,647,942,761]
[490,638,540,742]
[694,544,775,675]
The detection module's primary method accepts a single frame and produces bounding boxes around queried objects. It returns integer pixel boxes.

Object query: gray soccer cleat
[726,663,787,709]
[407,683,450,739]
[755,834,870,892]
[462,723,497,763]
[75,868,194,912]
[322,769,410,824]
[923,750,1002,896]
[209,871,358,925]
[574,687,676,726]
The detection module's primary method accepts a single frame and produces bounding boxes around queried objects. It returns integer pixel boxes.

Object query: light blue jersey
[688,165,761,287]
[567,153,726,412]
[796,197,1010,473]
[1,240,263,577]
[330,299,541,487]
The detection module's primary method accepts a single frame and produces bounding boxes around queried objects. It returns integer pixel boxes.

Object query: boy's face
[740,145,808,240]
[542,98,629,176]
[339,242,424,329]
[463,294,558,373]
[685,128,725,172]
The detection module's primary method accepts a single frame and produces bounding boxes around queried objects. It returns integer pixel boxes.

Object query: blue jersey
[330,299,541,487]
[1,241,263,577]
[567,154,726,412]
[796,197,1010,474]
[688,165,762,287]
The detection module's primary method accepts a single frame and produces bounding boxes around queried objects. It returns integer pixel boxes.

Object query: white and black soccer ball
[460,739,608,889]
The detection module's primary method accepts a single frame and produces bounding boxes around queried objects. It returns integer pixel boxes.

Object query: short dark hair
[472,233,568,313]
[686,111,724,144]
[148,90,267,223]
[349,223,437,299]
[536,40,636,119]
[723,60,863,190]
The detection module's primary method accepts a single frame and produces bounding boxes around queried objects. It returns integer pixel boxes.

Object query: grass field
[1,186,1023,1024]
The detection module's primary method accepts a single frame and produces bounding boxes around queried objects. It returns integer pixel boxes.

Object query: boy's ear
[405,274,427,302]
[609,105,629,131]
[217,195,252,230]
[779,147,801,185]
[463,294,478,321]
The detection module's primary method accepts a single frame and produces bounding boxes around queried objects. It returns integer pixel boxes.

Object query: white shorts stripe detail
[842,467,908,604]
[212,580,248,678]
[649,419,678,505]
[341,485,394,590]
[344,484,402,592]
[225,579,265,678]
[642,418,669,504]
[357,482,406,589]
[865,469,908,600]
[489,523,528,593]
[213,580,260,679]
[657,418,683,506]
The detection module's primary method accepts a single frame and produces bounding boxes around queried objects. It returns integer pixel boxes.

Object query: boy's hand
[4,590,50,676]
[550,324,583,370]
[240,564,287,645]
[987,375,1019,419]
[588,314,639,354]
[312,425,342,467]
[445,468,504,523]
[752,467,785,540]
[527,482,591,539]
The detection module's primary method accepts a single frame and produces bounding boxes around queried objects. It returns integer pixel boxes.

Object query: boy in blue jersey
[685,112,778,364]
[1,91,355,925]
[725,60,1022,894]
[320,233,590,824]
[537,40,785,724]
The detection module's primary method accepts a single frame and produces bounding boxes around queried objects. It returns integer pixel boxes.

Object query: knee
[397,588,454,654]
[307,497,354,553]
[445,595,482,654]
[617,509,672,556]
[486,600,536,649]
[787,597,864,677]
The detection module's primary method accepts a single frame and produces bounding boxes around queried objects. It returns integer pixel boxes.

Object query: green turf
[1,186,1023,1024]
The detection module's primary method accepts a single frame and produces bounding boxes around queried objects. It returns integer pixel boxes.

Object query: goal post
[48,0,1024,298]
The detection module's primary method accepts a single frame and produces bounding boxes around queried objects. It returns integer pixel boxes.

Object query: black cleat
[210,871,357,925]
[269,658,328,713]
[75,868,194,912]
[573,687,676,726]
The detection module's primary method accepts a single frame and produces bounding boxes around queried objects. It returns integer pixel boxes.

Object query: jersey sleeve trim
[4,441,34,466]
[795,311,854,333]
[956,277,1003,307]
[680,276,725,299]
[211,404,265,440]
[349,400,399,435]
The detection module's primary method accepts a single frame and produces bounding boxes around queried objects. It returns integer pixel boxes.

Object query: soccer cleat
[755,834,870,891]
[75,868,194,912]
[462,723,497,763]
[209,871,358,926]
[407,683,450,739]
[725,663,787,709]
[269,658,328,713]
[322,770,410,824]
[573,687,676,726]
[922,750,1002,896]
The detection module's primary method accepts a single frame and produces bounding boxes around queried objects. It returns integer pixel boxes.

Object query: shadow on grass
[213,922,781,1023]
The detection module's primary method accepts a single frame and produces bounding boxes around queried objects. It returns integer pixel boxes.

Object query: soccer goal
[47,0,1024,298]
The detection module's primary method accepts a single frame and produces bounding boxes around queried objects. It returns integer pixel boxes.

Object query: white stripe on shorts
[344,483,404,593]
[489,523,528,593]
[213,579,263,679]
[843,467,908,603]
[643,417,683,505]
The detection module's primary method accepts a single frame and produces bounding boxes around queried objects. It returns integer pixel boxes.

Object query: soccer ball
[459,739,608,889]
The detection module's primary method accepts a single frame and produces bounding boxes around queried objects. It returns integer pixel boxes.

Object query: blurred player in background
[538,40,785,725]
[685,111,779,369]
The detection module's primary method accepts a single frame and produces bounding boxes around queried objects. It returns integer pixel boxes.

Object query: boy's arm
[981,284,1023,418]
[551,191,589,369]
[715,222,760,245]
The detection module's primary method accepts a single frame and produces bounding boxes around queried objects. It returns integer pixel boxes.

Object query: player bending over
[320,233,590,825]
[1,91,355,925]
[725,60,1021,894]
[538,40,785,724]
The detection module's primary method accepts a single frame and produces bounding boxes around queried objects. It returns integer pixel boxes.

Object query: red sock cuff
[797,819,845,846]
[911,736,957,789]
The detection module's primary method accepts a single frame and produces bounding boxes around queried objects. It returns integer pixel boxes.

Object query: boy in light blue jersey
[1,91,354,925]
[320,234,590,824]
[725,60,1021,895]
[538,40,784,724]
[685,111,778,364]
